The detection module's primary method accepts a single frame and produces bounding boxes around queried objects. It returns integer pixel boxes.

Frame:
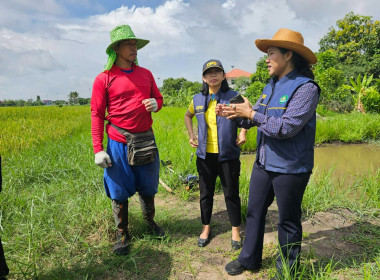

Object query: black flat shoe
[231,239,242,250]
[225,259,246,275]
[197,231,211,247]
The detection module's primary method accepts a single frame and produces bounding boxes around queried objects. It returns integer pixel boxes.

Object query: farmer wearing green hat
[91,25,164,255]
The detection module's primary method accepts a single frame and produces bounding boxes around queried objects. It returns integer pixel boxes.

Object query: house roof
[225,68,252,78]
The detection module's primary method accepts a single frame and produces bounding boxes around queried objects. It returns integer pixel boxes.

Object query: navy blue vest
[193,89,240,161]
[257,71,320,173]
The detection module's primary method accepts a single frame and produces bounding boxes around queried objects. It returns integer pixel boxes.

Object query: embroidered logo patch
[195,105,204,110]
[279,95,288,104]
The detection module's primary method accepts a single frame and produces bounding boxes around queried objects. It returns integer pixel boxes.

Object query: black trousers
[0,237,9,278]
[196,153,241,227]
[238,163,310,273]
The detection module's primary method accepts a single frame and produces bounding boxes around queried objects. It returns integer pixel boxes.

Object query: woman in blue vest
[219,29,320,278]
[184,59,247,250]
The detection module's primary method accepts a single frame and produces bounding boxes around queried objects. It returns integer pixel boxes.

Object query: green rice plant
[153,107,198,190]
[0,106,90,157]
[0,106,379,279]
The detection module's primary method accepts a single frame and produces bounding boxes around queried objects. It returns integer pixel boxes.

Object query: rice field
[0,105,379,279]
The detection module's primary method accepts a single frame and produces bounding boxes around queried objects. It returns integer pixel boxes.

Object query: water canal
[241,143,380,180]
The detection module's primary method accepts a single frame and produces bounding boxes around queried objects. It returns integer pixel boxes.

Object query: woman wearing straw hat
[91,25,164,256]
[217,28,320,278]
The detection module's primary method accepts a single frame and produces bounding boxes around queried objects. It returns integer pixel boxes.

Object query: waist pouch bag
[110,123,157,166]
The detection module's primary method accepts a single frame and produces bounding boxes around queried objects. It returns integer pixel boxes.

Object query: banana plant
[347,74,373,114]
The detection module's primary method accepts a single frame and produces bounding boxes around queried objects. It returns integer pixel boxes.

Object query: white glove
[142,98,158,112]
[149,98,158,112]
[95,151,112,168]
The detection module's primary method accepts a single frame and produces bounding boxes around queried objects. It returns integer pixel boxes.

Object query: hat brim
[106,38,150,54]
[255,39,317,64]
[202,66,224,75]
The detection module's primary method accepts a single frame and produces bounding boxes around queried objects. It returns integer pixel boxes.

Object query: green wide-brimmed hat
[104,25,150,70]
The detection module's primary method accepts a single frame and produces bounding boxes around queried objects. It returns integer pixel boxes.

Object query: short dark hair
[278,47,314,79]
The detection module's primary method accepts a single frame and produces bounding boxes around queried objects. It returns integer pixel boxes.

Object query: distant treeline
[0,92,90,107]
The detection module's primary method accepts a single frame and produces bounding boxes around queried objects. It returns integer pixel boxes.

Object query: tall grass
[302,168,380,218]
[0,106,379,279]
[316,112,380,144]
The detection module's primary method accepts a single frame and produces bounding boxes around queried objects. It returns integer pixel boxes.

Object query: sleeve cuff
[253,112,265,125]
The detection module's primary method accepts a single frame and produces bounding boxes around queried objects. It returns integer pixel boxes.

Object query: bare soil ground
[117,190,379,280]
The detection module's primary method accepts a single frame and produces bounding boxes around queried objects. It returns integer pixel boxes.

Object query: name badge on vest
[195,105,205,114]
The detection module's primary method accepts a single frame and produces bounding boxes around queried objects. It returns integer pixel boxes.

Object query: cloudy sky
[0,0,379,101]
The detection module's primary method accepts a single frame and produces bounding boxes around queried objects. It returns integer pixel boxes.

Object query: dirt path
[152,191,379,280]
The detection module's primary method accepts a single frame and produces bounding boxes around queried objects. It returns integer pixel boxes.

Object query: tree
[160,78,201,107]
[78,98,90,105]
[245,81,266,104]
[319,12,380,78]
[250,56,270,84]
[68,91,79,105]
[160,78,187,98]
[233,77,251,94]
[34,95,44,106]
[314,50,339,74]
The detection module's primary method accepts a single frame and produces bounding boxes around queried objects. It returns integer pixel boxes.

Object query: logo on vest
[279,95,288,104]
[195,105,204,113]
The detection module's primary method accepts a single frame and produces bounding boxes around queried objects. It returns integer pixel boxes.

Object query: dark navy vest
[257,71,320,173]
[193,89,240,161]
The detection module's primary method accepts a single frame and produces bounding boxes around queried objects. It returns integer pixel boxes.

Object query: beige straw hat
[255,28,317,64]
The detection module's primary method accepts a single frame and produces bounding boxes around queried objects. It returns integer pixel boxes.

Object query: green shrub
[245,81,265,104]
[324,86,354,112]
[362,87,380,113]
[316,67,345,106]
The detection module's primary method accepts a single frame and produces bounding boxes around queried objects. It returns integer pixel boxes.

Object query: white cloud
[222,0,236,9]
[0,0,379,100]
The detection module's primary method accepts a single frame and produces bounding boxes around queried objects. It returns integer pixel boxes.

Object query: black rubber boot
[0,238,9,280]
[138,194,165,237]
[0,157,9,279]
[112,200,130,255]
